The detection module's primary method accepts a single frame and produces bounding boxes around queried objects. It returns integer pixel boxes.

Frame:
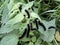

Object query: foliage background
[0,0,60,45]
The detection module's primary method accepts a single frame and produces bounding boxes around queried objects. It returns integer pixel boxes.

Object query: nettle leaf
[0,33,18,45]
[19,20,30,36]
[35,37,42,45]
[38,19,56,42]
[8,2,23,19]
[38,25,45,34]
[1,5,9,24]
[40,30,55,42]
[10,2,23,11]
[6,13,24,25]
[7,0,14,11]
[22,1,34,12]
[29,31,34,36]
[0,25,13,34]
[0,0,9,14]
[28,42,34,45]
[39,19,56,33]
[0,22,21,34]
[42,19,56,30]
[8,10,19,19]
[30,12,41,20]
[33,8,38,14]
[31,36,36,42]
[20,37,30,42]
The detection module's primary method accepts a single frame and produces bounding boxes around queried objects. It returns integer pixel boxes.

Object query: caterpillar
[19,5,22,12]
[34,18,46,31]
[48,26,56,29]
[19,28,27,39]
[26,24,31,37]
[25,10,30,18]
[34,18,39,29]
[38,21,46,31]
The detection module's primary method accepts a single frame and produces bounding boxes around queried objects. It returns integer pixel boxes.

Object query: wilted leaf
[55,31,60,42]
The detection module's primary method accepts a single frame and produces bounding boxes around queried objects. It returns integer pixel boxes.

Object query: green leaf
[31,36,36,42]
[0,33,18,45]
[0,23,21,34]
[7,0,14,11]
[38,25,45,34]
[6,13,24,25]
[1,4,9,24]
[0,25,13,34]
[36,37,42,44]
[35,37,42,45]
[35,42,40,45]
[40,30,55,42]
[33,8,38,14]
[29,31,34,36]
[0,0,9,14]
[29,42,34,45]
[42,19,56,30]
[22,1,34,11]
[20,37,30,42]
[30,12,41,20]
[38,19,56,42]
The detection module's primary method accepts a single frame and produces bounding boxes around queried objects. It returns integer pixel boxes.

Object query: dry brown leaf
[55,31,60,42]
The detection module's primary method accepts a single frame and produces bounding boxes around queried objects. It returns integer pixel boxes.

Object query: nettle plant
[0,0,56,45]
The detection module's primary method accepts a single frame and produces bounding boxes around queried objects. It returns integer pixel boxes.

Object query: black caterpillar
[48,26,56,29]
[19,5,22,12]
[25,10,30,18]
